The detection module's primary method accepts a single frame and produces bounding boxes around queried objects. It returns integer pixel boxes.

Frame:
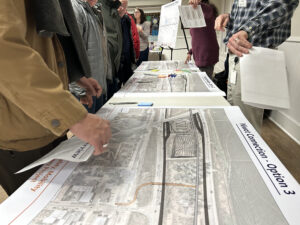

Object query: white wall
[291,4,300,37]
[271,40,300,144]
[270,5,300,144]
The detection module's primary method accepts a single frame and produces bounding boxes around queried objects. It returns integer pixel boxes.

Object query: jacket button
[58,61,64,68]
[51,119,60,128]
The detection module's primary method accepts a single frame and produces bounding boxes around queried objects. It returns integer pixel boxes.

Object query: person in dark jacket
[185,0,219,78]
[118,0,135,84]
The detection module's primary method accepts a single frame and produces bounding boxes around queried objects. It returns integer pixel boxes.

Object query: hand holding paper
[240,47,290,110]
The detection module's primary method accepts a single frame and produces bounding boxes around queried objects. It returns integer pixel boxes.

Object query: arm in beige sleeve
[0,0,87,136]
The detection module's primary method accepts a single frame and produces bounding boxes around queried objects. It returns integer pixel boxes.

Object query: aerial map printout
[1,106,299,225]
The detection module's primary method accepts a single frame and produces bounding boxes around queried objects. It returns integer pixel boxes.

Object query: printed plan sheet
[115,71,225,97]
[179,5,206,28]
[1,106,300,225]
[157,0,182,49]
[135,60,199,72]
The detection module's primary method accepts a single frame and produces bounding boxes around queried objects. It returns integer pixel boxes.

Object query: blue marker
[138,102,153,107]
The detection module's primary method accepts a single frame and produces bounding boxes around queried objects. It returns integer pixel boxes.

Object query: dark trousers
[74,95,106,114]
[83,95,105,114]
[118,58,133,85]
[0,136,67,195]
[107,77,121,100]
[137,47,149,66]
[198,65,215,79]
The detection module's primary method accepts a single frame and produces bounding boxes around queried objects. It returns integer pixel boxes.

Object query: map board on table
[157,0,182,49]
[135,60,199,72]
[115,71,225,97]
[1,106,300,225]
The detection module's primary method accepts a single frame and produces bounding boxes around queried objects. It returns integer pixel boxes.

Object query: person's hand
[79,95,93,108]
[215,14,230,31]
[185,53,192,64]
[77,77,102,98]
[189,0,200,8]
[136,25,142,32]
[118,6,126,18]
[70,113,112,156]
[227,30,252,57]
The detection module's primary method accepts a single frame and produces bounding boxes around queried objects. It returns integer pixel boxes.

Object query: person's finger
[227,42,243,57]
[189,0,198,8]
[89,78,102,97]
[214,18,222,31]
[78,77,97,96]
[185,56,189,64]
[105,129,112,144]
[80,96,87,105]
[96,86,102,98]
[221,17,229,30]
[233,37,251,54]
[87,95,93,108]
[230,36,248,52]
[215,15,228,31]
[93,144,104,156]
[103,122,112,144]
[238,38,252,50]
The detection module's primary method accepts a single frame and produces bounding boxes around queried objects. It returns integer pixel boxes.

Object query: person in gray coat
[70,0,112,113]
[98,0,123,99]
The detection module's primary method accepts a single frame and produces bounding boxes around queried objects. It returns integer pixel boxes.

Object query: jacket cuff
[39,94,88,136]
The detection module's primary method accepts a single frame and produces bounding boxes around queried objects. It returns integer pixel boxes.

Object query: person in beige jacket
[0,0,111,195]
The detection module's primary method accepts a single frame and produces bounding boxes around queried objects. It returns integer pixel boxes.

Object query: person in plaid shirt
[215,0,299,132]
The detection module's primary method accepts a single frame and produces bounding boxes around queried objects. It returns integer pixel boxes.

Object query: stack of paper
[240,47,290,110]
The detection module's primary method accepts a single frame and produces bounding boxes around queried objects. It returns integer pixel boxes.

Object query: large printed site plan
[117,71,223,96]
[135,60,199,72]
[28,106,290,225]
[116,61,224,97]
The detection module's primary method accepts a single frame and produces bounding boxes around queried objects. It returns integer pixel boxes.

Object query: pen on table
[143,73,157,76]
[137,81,153,83]
[109,102,138,105]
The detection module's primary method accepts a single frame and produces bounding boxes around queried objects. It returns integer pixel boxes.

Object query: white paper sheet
[17,137,94,173]
[0,160,78,225]
[240,47,290,110]
[157,0,182,49]
[226,107,300,225]
[179,5,206,28]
